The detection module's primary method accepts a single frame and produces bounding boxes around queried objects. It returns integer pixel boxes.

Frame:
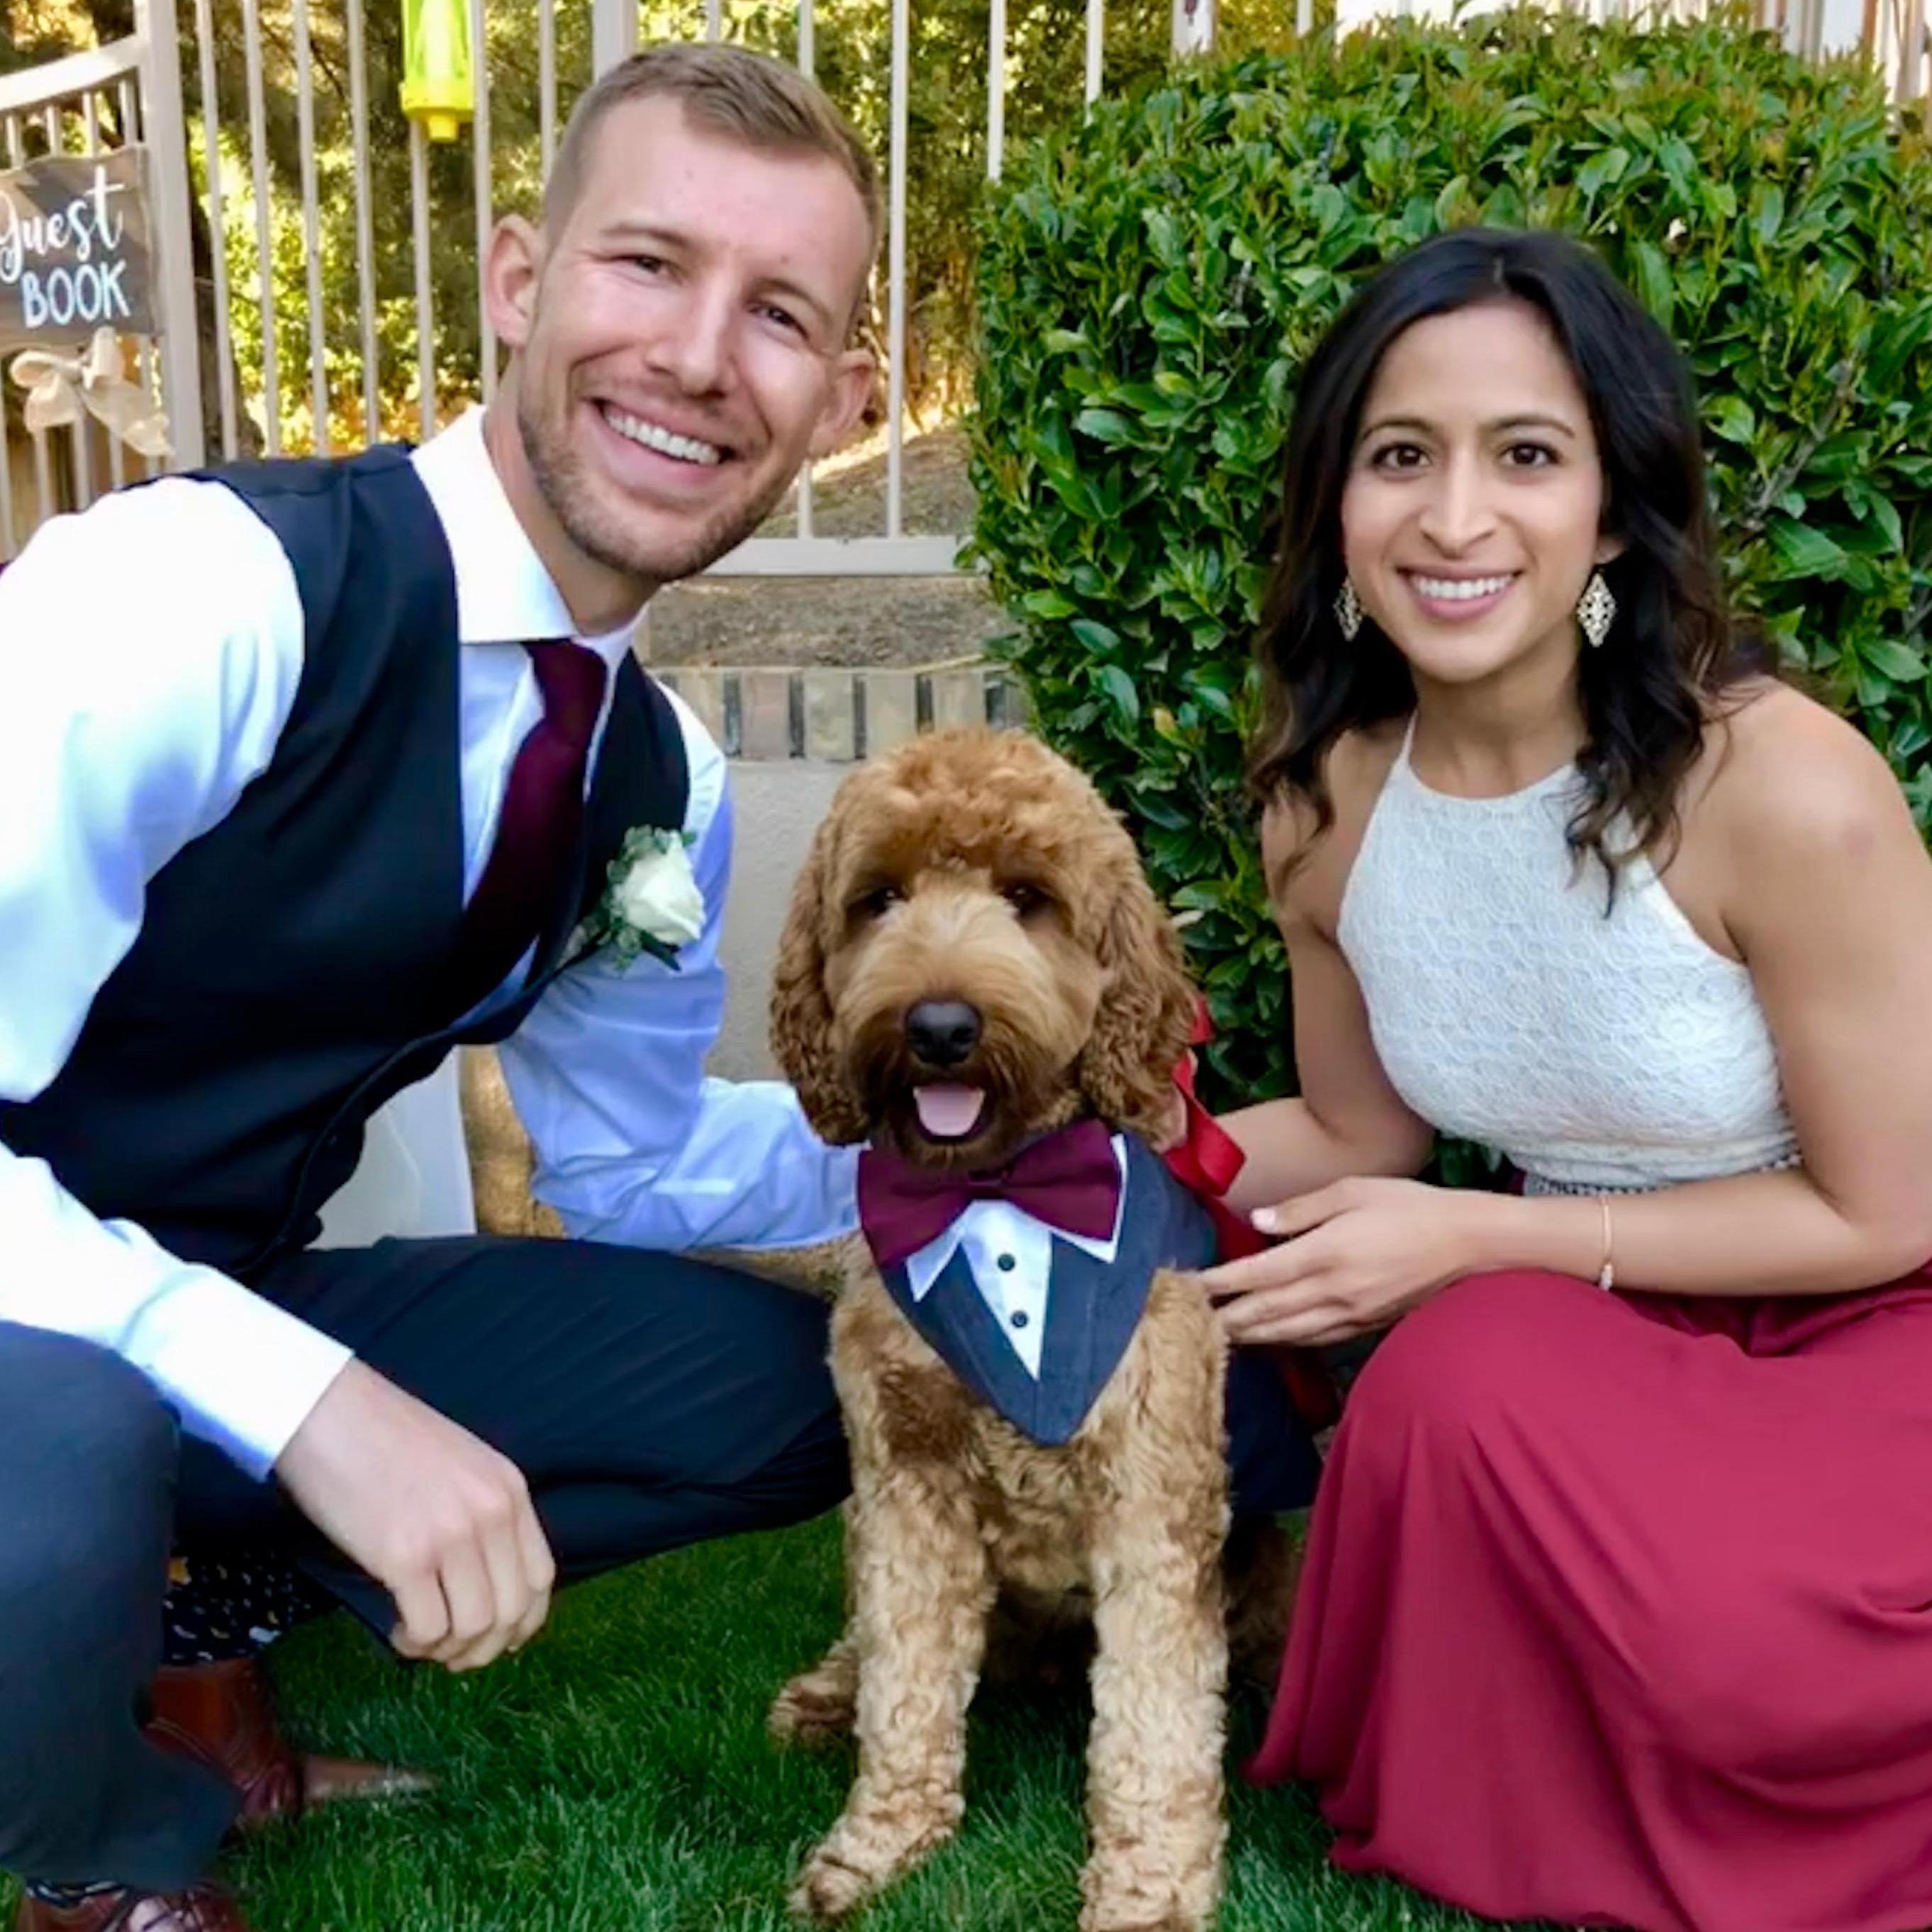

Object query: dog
[766,726,1291,1932]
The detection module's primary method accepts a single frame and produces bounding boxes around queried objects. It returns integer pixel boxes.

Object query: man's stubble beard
[518,385,795,588]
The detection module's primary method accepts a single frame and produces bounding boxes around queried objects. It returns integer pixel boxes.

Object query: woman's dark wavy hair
[1248,226,1770,885]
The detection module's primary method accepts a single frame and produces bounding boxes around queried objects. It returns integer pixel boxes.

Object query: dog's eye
[1000,882,1050,918]
[850,883,903,922]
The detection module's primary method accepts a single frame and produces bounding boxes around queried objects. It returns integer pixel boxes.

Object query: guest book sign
[0,147,154,348]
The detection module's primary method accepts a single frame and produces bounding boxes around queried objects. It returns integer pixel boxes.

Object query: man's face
[491,94,874,593]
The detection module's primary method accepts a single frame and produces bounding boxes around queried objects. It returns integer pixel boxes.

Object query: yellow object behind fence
[400,0,474,143]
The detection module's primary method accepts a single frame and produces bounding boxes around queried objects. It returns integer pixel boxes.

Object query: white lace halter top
[1336,720,1799,1195]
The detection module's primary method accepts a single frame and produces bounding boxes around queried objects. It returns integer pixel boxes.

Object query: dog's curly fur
[769,727,1280,1932]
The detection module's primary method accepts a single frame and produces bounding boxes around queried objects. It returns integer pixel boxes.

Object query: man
[0,43,878,1932]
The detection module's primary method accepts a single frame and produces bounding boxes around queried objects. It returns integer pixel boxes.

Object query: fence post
[1172,0,1216,55]
[134,0,206,467]
[592,0,637,77]
[1900,0,1928,111]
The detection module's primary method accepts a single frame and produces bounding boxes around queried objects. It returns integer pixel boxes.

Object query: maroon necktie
[856,1118,1123,1271]
[455,639,608,1007]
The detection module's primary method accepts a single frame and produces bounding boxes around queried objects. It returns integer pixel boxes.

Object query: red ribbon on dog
[1163,999,1340,1433]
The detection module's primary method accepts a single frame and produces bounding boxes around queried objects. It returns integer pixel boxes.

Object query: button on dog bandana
[897,1137,1130,1377]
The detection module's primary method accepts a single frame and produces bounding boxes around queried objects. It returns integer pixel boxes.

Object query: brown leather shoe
[13,1881,252,1932]
[146,1658,432,1831]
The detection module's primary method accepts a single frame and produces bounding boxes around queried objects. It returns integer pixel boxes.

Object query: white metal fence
[0,0,200,558]
[1,0,1928,569]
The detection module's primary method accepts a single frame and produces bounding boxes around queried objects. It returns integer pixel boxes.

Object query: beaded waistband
[1520,1151,1803,1199]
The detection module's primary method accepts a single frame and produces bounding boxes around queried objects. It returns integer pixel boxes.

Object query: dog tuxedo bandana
[858,1126,1219,1446]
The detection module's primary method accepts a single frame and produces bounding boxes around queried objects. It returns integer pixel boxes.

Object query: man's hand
[277,1361,556,1671]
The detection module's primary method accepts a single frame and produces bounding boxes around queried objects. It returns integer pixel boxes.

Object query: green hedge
[968,8,1932,1107]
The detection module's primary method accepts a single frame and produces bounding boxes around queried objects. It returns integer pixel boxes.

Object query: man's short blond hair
[544,43,882,264]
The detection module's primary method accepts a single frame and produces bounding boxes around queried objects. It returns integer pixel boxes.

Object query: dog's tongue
[914,1084,985,1139]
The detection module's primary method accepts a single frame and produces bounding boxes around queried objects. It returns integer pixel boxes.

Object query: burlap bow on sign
[9,327,172,459]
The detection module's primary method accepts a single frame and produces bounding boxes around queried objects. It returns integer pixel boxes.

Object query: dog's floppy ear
[771,814,872,1146]
[1076,843,1200,1141]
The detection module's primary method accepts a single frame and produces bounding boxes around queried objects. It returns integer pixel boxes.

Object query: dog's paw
[788,1802,961,1922]
[788,1847,879,1923]
[1078,1859,1219,1932]
[1078,1905,1214,1932]
[769,1665,859,1748]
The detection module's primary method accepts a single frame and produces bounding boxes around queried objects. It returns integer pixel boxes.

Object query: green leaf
[1870,307,1932,389]
[1434,174,1475,228]
[1022,589,1077,619]
[1096,664,1140,724]
[1576,147,1631,198]
[1144,206,1183,263]
[1865,494,1905,552]
[1764,518,1849,581]
[1070,616,1122,654]
[1134,791,1194,830]
[1628,240,1674,329]
[1705,395,1755,443]
[1073,408,1136,446]
[1862,637,1928,683]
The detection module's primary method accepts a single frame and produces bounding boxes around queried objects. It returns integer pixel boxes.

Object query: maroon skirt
[1249,1263,1932,1932]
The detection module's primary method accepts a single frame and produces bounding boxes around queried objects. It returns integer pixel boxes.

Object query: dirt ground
[644,422,1013,670]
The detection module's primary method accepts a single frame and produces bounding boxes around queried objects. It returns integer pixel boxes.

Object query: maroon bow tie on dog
[857,1117,1122,1271]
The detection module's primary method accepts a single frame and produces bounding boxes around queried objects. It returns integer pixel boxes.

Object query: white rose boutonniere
[576,825,705,971]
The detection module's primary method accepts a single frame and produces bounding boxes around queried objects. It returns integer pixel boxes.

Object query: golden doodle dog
[767,726,1282,1932]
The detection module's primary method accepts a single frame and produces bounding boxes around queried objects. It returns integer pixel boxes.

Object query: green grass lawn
[5,1514,1530,1931]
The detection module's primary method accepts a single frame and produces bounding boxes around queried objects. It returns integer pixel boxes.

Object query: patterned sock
[162,1548,333,1665]
[23,1882,125,1908]
[21,1563,332,1902]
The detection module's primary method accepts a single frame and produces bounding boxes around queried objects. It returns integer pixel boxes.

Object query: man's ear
[808,349,875,462]
[484,214,545,352]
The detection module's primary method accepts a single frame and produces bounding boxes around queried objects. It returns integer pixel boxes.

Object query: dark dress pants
[0,1236,847,1892]
[0,1234,1317,1892]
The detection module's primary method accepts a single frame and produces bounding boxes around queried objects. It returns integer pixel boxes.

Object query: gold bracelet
[1595,1193,1616,1292]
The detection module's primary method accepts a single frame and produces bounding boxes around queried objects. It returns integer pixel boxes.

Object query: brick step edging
[654,664,1029,761]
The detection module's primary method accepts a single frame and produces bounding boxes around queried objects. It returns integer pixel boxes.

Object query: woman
[1202,227,1932,1932]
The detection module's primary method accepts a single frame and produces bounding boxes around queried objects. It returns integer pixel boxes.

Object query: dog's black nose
[905,999,982,1067]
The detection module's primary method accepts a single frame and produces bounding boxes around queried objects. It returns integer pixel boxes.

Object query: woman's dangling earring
[1578,570,1616,649]
[1334,578,1364,642]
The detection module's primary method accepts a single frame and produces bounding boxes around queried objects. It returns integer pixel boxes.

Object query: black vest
[0,446,689,1278]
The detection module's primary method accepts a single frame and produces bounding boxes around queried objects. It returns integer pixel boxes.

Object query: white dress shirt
[900,1137,1129,1379]
[0,408,858,1478]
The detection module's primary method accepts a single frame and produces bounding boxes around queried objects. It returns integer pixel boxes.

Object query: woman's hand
[1200,1176,1490,1346]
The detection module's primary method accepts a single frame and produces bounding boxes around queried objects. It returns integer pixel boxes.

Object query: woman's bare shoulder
[1261,718,1409,927]
[1697,681,1910,842]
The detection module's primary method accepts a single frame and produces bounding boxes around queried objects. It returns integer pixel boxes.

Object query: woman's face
[1339,298,1623,696]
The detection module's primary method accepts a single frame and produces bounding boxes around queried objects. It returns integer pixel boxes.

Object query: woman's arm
[1219,924,1436,1211]
[1209,695,1932,1344]
[1218,781,1436,1217]
[1465,694,1932,1295]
